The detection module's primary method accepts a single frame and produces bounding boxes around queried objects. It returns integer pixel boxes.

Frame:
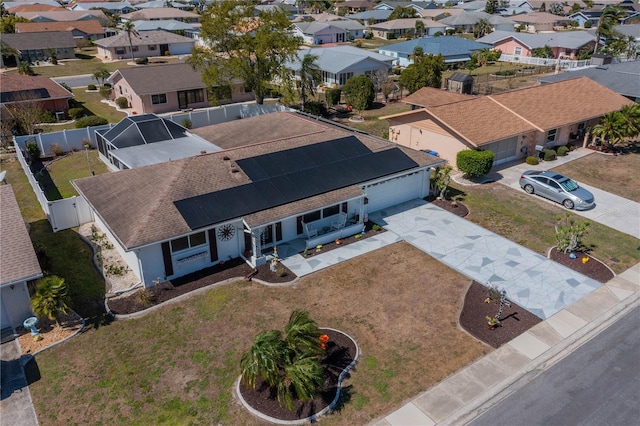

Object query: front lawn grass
[29,243,488,425]
[72,89,127,123]
[551,150,640,202]
[332,101,410,138]
[37,150,110,200]
[456,183,640,274]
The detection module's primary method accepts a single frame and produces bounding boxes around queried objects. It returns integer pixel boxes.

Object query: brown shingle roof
[0,185,43,286]
[8,4,62,13]
[15,20,104,35]
[490,77,635,130]
[402,87,477,108]
[75,112,441,249]
[111,63,205,95]
[1,74,73,103]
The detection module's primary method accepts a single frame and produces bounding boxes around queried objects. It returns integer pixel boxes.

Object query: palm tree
[122,21,139,61]
[473,19,493,38]
[415,20,425,38]
[240,310,324,410]
[619,104,640,139]
[1,40,21,61]
[590,111,626,147]
[92,67,111,86]
[17,60,34,75]
[298,53,321,113]
[31,275,72,325]
[594,6,627,54]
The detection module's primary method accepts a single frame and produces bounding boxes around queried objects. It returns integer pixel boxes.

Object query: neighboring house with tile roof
[369,18,447,38]
[15,10,109,24]
[509,11,571,32]
[377,35,491,67]
[536,60,640,101]
[0,185,43,331]
[1,73,74,119]
[287,45,393,88]
[477,30,596,59]
[15,20,105,41]
[94,30,195,60]
[120,7,200,23]
[108,62,253,114]
[0,31,76,67]
[70,1,135,14]
[7,3,62,13]
[73,111,444,286]
[381,77,634,166]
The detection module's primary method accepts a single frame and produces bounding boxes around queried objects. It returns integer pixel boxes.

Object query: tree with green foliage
[531,45,553,58]
[432,165,453,199]
[415,20,425,38]
[31,276,72,325]
[92,68,111,87]
[1,39,20,63]
[342,75,375,117]
[584,0,594,8]
[590,111,626,146]
[473,18,493,38]
[539,2,546,12]
[296,53,321,113]
[122,21,138,61]
[398,51,445,93]
[388,6,417,20]
[240,310,324,411]
[485,0,499,14]
[549,2,565,15]
[594,5,627,54]
[0,15,30,33]
[189,1,300,105]
[555,213,590,253]
[17,60,34,75]
[456,149,494,178]
[571,3,582,13]
[619,104,640,139]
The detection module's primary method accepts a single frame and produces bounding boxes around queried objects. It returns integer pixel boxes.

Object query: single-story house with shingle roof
[291,21,351,45]
[131,19,197,33]
[7,4,62,13]
[15,10,109,24]
[476,30,596,59]
[108,62,253,114]
[369,18,447,39]
[382,78,634,166]
[94,30,195,60]
[287,45,393,88]
[509,11,570,32]
[73,111,444,286]
[120,7,200,23]
[377,35,491,67]
[15,20,105,41]
[0,31,76,67]
[346,9,392,24]
[1,185,43,331]
[1,73,73,119]
[438,11,515,33]
[71,2,135,14]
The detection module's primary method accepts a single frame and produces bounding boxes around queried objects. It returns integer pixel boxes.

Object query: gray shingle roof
[94,30,194,48]
[378,36,490,57]
[1,31,75,50]
[0,185,43,286]
[288,45,393,74]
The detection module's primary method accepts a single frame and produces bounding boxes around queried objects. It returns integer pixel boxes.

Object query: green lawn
[72,88,127,123]
[37,150,110,200]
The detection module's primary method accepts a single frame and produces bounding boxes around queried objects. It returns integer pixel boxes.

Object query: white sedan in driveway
[519,170,595,210]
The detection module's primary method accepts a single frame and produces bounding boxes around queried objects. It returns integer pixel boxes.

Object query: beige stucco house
[94,30,195,61]
[382,78,635,167]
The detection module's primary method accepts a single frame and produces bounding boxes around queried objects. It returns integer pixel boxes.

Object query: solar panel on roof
[175,139,419,230]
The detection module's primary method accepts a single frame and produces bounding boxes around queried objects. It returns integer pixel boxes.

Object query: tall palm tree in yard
[122,21,139,61]
[594,6,627,54]
[473,19,493,38]
[415,20,425,38]
[590,111,626,147]
[31,275,72,325]
[619,104,640,139]
[298,53,321,113]
[240,310,324,410]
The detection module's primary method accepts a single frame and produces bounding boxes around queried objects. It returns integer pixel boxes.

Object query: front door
[160,44,169,56]
[178,91,187,109]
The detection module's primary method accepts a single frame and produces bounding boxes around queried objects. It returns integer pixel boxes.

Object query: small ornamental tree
[555,213,590,253]
[342,75,375,117]
[456,150,494,178]
[433,165,453,199]
[31,275,72,325]
[325,88,341,106]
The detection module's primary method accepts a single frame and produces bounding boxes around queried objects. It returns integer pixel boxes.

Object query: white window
[151,94,167,104]
[514,47,522,55]
[547,129,557,143]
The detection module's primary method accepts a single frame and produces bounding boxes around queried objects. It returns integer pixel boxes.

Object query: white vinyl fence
[13,103,290,232]
[498,54,591,70]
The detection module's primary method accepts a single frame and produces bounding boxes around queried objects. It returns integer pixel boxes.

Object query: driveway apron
[370,199,601,319]
[1,333,38,426]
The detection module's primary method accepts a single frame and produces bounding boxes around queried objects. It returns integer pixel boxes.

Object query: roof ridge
[485,95,545,132]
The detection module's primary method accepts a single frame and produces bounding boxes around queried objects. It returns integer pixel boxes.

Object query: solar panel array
[175,137,419,230]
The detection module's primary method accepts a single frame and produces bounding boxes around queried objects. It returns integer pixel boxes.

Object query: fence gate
[48,196,94,232]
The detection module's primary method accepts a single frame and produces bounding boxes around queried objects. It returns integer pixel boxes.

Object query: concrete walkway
[0,331,38,426]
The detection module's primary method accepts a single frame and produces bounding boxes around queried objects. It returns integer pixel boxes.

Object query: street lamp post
[84,142,94,176]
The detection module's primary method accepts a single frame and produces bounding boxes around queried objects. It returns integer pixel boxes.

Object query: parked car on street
[519,171,595,210]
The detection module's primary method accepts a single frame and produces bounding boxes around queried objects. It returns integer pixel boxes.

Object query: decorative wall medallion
[217,224,235,241]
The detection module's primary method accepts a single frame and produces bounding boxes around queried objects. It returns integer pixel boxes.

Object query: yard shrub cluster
[525,155,539,165]
[456,149,494,178]
[181,118,192,129]
[115,97,129,109]
[542,149,556,161]
[87,84,97,91]
[302,100,328,117]
[68,108,85,120]
[325,88,341,106]
[50,143,65,157]
[135,57,149,65]
[26,141,41,161]
[75,116,108,128]
[99,86,112,99]
[556,145,569,156]
[555,212,590,253]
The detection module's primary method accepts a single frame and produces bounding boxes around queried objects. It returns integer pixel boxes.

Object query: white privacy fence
[14,103,291,232]
[498,54,591,69]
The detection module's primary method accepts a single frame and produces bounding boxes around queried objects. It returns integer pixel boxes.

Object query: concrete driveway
[483,149,640,240]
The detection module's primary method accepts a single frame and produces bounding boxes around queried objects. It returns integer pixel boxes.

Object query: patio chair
[331,212,347,231]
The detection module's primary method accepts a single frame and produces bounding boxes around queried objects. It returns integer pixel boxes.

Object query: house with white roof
[369,18,447,39]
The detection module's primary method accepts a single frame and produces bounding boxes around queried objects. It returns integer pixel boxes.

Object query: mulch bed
[238,328,357,422]
[459,281,542,348]
[549,250,614,283]
[107,258,296,315]
[300,221,386,257]
[426,196,469,218]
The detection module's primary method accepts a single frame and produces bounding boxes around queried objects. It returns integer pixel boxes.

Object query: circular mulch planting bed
[549,250,614,283]
[107,258,296,315]
[426,196,469,218]
[460,281,542,348]
[238,328,357,422]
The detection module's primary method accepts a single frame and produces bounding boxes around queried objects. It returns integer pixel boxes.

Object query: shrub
[103,83,111,88]
[303,100,328,117]
[325,88,341,106]
[135,57,149,65]
[26,141,41,161]
[99,86,112,99]
[50,143,64,157]
[115,97,129,109]
[87,84,97,90]
[584,21,592,28]
[68,107,85,120]
[525,155,539,165]
[456,149,494,178]
[542,148,556,161]
[40,111,57,123]
[75,116,108,128]
[557,145,569,156]
[181,118,192,129]
[555,212,590,253]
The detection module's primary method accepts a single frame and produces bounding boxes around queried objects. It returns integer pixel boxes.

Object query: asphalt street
[53,74,103,88]
[469,306,640,426]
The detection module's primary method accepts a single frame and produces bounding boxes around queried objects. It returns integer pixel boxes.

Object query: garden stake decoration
[496,289,511,321]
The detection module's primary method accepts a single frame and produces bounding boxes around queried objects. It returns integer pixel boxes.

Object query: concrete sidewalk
[373,263,640,426]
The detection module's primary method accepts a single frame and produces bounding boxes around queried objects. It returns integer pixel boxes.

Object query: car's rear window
[559,178,580,192]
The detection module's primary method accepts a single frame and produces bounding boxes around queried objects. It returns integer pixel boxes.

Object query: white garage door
[365,172,424,213]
